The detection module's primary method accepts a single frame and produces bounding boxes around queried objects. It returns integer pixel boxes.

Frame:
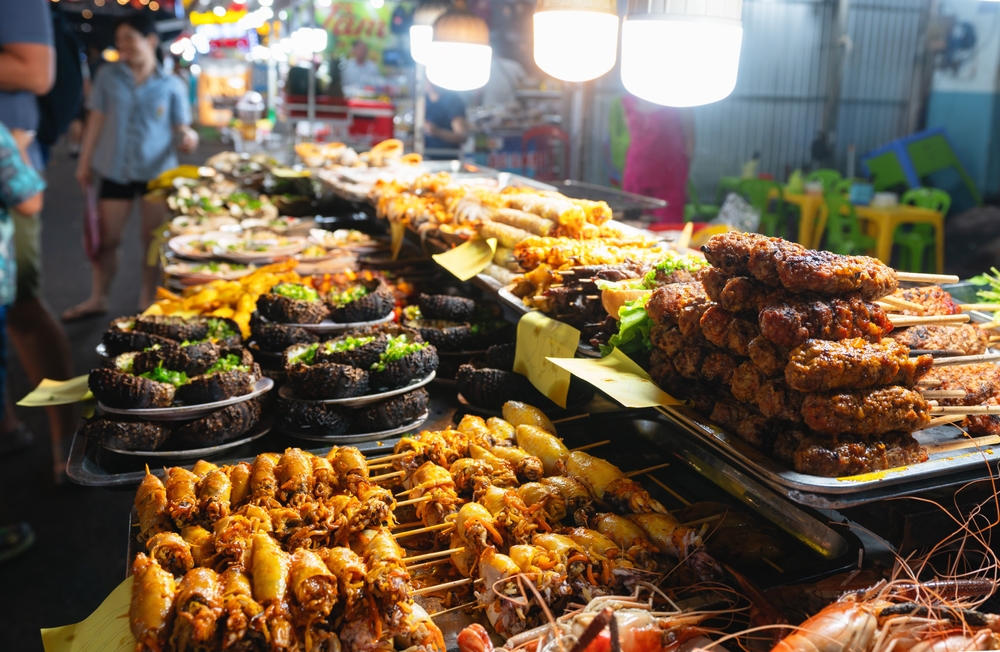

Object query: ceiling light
[213,6,226,17]
[259,0,272,6]
[371,0,385,8]
[533,0,618,82]
[426,0,491,91]
[621,0,743,107]
[410,0,450,65]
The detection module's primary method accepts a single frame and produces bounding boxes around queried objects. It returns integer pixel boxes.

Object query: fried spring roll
[136,468,172,543]
[491,207,554,237]
[146,532,195,577]
[276,447,314,504]
[219,568,264,651]
[198,468,232,526]
[180,525,215,567]
[170,567,223,652]
[166,467,201,528]
[130,553,177,652]
[479,219,534,250]
[226,462,252,508]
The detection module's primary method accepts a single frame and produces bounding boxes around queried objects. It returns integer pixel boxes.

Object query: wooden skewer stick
[960,303,1000,312]
[367,452,408,463]
[920,415,967,430]
[990,336,1000,343]
[895,271,960,284]
[880,295,926,312]
[396,495,434,507]
[645,474,691,506]
[920,390,968,399]
[762,558,784,573]
[405,547,465,565]
[932,353,1000,367]
[407,558,454,572]
[675,222,694,251]
[370,470,406,483]
[625,462,671,478]
[391,520,423,530]
[888,314,969,327]
[412,577,478,596]
[931,405,1000,415]
[877,301,902,312]
[926,435,1000,454]
[917,379,943,388]
[368,463,394,471]
[680,514,722,528]
[570,440,611,452]
[430,601,478,619]
[552,413,590,425]
[393,522,454,539]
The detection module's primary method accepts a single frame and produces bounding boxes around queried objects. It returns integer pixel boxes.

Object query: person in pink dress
[620,94,695,225]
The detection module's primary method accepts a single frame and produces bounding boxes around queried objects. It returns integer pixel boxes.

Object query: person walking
[64,12,198,320]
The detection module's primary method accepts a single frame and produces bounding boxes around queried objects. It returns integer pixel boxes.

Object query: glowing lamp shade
[426,1,492,91]
[411,0,451,65]
[533,9,618,82]
[621,0,743,107]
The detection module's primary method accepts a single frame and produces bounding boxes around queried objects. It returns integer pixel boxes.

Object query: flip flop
[60,304,108,323]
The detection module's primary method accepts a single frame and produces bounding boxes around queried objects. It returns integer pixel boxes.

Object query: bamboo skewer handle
[920,414,967,430]
[960,303,1000,312]
[412,577,477,596]
[570,440,611,452]
[396,495,435,507]
[895,272,960,284]
[370,470,406,483]
[393,522,455,539]
[430,601,478,618]
[931,405,1000,415]
[405,547,465,565]
[881,295,926,312]
[919,390,968,399]
[931,353,1000,367]
[624,462,670,478]
[888,314,969,327]
[925,435,1000,453]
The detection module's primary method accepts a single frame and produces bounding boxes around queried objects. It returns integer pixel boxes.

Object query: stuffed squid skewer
[145,532,195,577]
[515,425,569,476]
[589,513,661,571]
[478,546,533,639]
[197,467,232,526]
[540,476,593,525]
[456,501,505,558]
[135,469,171,543]
[276,447,315,505]
[289,549,340,651]
[169,567,224,652]
[165,467,201,528]
[226,462,253,509]
[566,452,669,515]
[250,532,297,650]
[129,553,178,652]
[219,568,264,651]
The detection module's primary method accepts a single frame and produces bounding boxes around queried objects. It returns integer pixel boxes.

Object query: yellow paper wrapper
[547,348,682,408]
[390,220,406,261]
[514,311,580,408]
[431,238,497,281]
[18,375,93,407]
[41,576,135,652]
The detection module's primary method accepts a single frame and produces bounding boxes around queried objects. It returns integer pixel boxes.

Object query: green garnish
[600,296,653,356]
[180,339,206,347]
[289,343,319,366]
[273,283,319,302]
[403,305,423,321]
[324,336,375,353]
[328,285,370,308]
[143,343,163,352]
[115,354,135,374]
[140,362,190,386]
[642,253,709,288]
[228,191,263,210]
[207,318,238,340]
[371,335,428,372]
[205,354,250,375]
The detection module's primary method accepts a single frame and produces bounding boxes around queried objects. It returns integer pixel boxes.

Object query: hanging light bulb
[621,0,743,107]
[425,0,492,91]
[410,0,451,65]
[533,0,618,82]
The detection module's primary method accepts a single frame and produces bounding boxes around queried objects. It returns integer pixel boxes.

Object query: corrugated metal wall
[585,0,930,199]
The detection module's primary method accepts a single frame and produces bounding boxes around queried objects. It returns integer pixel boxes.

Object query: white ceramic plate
[307,228,382,253]
[261,312,395,334]
[98,377,274,421]
[101,420,272,459]
[278,371,435,407]
[168,232,239,260]
[215,236,307,262]
[280,412,429,443]
[164,262,254,282]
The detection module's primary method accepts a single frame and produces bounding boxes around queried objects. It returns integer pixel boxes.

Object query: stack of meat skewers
[647,232,995,477]
[127,401,722,651]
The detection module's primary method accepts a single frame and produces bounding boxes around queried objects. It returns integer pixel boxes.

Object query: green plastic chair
[684,179,719,222]
[894,187,951,273]
[907,133,982,205]
[807,169,843,191]
[865,152,910,192]
[738,178,784,236]
[822,191,876,256]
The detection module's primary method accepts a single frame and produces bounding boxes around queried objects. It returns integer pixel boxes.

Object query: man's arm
[426,115,468,146]
[0,42,54,95]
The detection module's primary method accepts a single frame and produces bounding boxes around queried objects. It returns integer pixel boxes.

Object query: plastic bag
[710,192,760,233]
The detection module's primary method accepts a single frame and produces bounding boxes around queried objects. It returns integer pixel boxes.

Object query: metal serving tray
[123,409,860,593]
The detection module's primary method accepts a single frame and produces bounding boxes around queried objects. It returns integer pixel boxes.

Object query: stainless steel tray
[659,404,1000,509]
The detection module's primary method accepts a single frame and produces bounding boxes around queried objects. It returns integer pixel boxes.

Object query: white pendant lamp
[425,0,492,91]
[621,0,743,107]
[533,0,618,82]
[410,0,451,65]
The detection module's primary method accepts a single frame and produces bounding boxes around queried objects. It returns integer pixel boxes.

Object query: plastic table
[769,190,826,247]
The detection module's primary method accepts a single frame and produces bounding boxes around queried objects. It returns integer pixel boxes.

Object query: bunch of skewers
[647,232,1000,477]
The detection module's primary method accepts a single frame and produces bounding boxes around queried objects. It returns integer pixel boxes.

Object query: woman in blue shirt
[64,12,198,320]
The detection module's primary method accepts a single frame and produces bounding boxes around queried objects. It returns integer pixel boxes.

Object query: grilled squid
[517,482,567,523]
[210,515,254,570]
[486,417,516,447]
[135,469,171,543]
[169,567,223,652]
[515,425,568,475]
[197,468,232,526]
[362,527,411,611]
[563,527,640,591]
[450,457,495,495]
[477,484,549,545]
[332,446,370,496]
[508,544,572,600]
[531,533,590,581]
[227,462,253,509]
[318,546,366,610]
[130,553,177,652]
[250,532,296,650]
[590,513,661,571]
[540,476,594,524]
[449,531,477,577]
[289,548,339,651]
[468,444,518,487]
[310,455,336,499]
[406,462,459,529]
[220,568,265,651]
[566,452,668,515]
[192,460,219,477]
[626,513,701,559]
[502,401,556,434]
[276,447,315,504]
[456,501,505,556]
[146,532,195,577]
[490,445,544,483]
[249,453,281,508]
[165,467,201,527]
[478,546,530,638]
[457,414,497,448]
[394,602,446,652]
